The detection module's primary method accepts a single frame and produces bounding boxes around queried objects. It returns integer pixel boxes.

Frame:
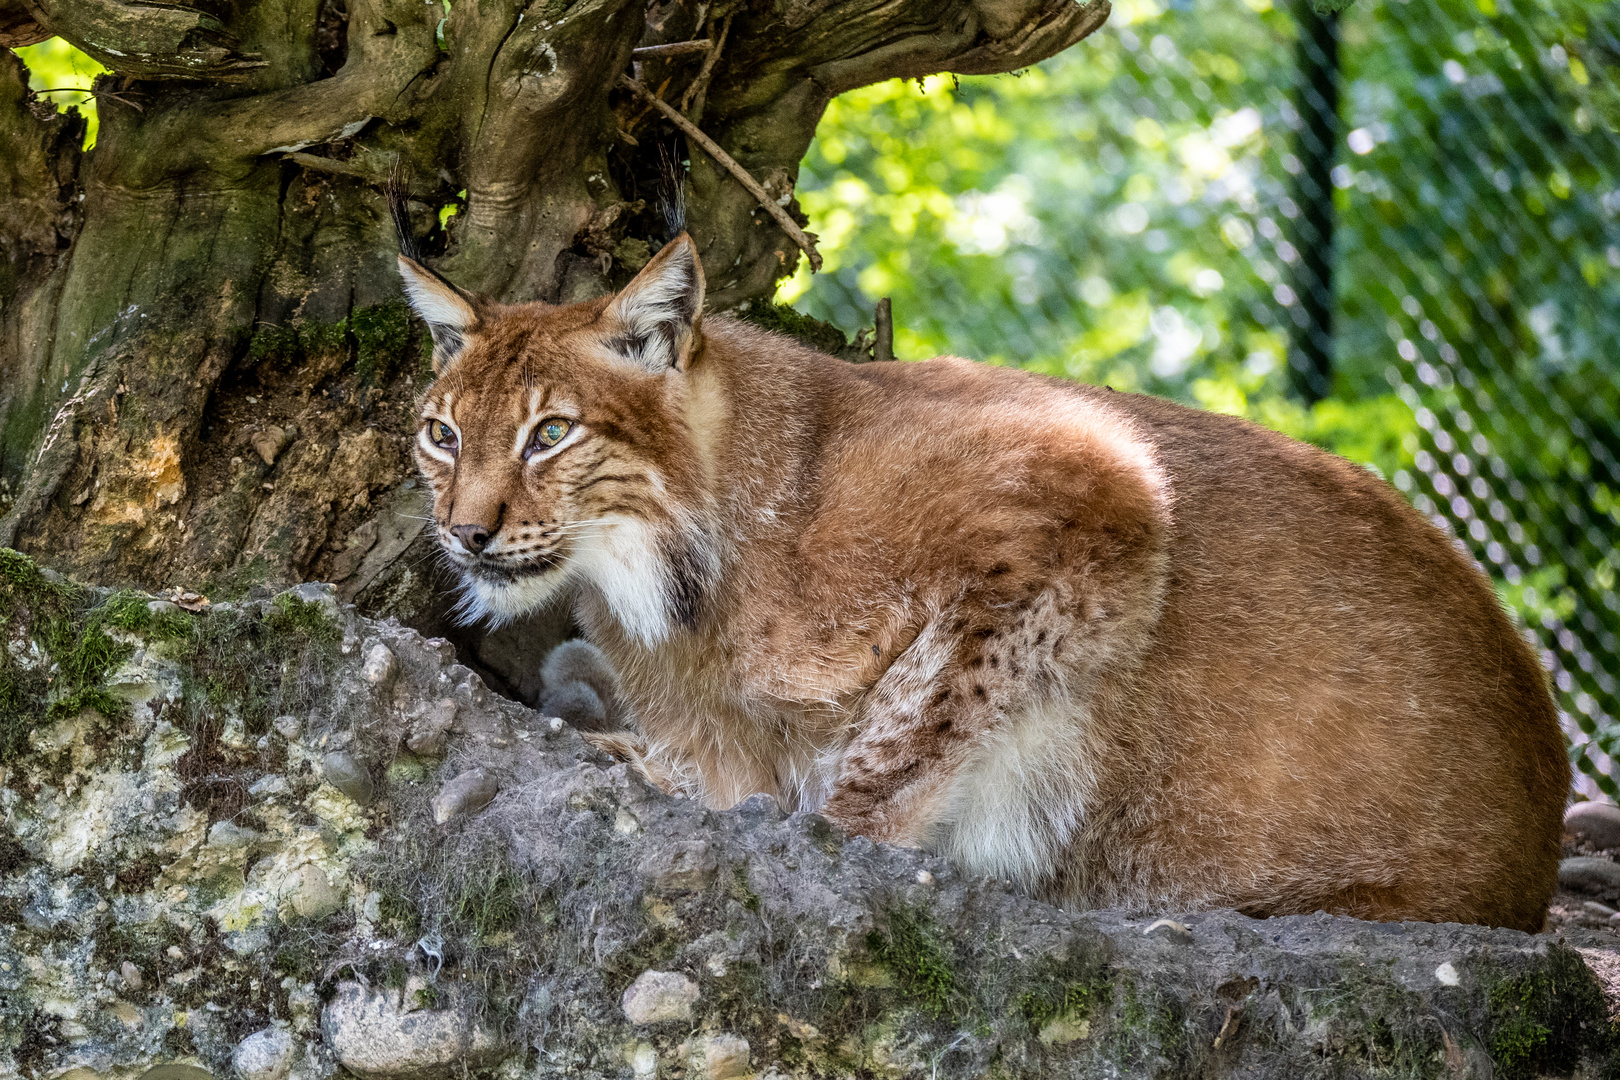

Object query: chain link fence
[784,0,1620,797]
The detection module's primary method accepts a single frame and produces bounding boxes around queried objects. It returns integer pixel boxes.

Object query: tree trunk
[0,0,1106,692]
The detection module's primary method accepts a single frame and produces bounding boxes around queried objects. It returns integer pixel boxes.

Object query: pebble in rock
[322,982,508,1080]
[406,698,457,756]
[362,642,397,686]
[289,864,344,920]
[120,961,143,990]
[1567,801,1620,851]
[622,970,701,1025]
[431,768,500,824]
[323,751,376,806]
[233,1026,299,1080]
[1558,856,1620,893]
[251,425,292,466]
[697,1034,751,1080]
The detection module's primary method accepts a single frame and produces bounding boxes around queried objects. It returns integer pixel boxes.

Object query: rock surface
[1,555,1616,1079]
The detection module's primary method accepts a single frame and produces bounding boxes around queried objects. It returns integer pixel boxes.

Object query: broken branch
[619,73,822,273]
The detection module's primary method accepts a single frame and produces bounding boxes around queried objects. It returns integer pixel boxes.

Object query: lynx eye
[530,418,572,453]
[427,420,457,451]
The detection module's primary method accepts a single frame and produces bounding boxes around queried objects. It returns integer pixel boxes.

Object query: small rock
[431,768,500,824]
[362,642,397,686]
[547,716,565,734]
[250,774,290,796]
[1143,918,1193,945]
[251,425,292,466]
[207,820,262,848]
[323,751,376,805]
[272,714,301,740]
[697,1033,751,1079]
[406,698,457,756]
[146,599,181,617]
[322,982,508,1079]
[1560,856,1620,893]
[1434,962,1461,986]
[639,840,718,894]
[120,961,143,990]
[289,864,343,920]
[1584,900,1618,918]
[622,970,700,1025]
[233,1025,299,1080]
[1567,801,1620,850]
[916,870,935,886]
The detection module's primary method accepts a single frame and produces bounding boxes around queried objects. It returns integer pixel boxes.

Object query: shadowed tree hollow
[0,0,1107,676]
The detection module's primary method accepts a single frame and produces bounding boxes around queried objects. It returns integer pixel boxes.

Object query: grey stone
[323,750,376,805]
[622,970,701,1025]
[362,642,397,686]
[406,698,457,756]
[431,768,499,824]
[321,982,511,1079]
[1560,856,1620,893]
[694,1033,751,1079]
[207,820,262,848]
[272,714,301,740]
[1567,800,1620,850]
[233,1025,299,1080]
[120,961,143,990]
[288,863,343,920]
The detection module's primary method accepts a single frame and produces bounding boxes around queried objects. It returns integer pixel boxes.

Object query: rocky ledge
[0,550,1615,1080]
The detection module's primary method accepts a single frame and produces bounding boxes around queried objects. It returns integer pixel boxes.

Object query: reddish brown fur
[403,237,1567,930]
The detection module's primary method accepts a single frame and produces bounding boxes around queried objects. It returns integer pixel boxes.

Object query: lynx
[398,228,1567,931]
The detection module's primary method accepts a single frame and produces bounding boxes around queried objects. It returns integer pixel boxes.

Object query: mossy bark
[0,0,1108,645]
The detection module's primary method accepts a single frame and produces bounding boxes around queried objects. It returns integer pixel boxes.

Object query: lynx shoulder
[398,231,1567,932]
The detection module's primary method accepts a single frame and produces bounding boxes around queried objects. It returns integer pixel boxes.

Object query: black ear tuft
[387,163,425,263]
[658,143,688,243]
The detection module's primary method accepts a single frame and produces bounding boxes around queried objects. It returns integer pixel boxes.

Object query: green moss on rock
[866,903,957,1019]
[1488,944,1613,1078]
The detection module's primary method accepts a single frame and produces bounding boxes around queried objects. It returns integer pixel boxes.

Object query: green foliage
[865,904,957,1019]
[10,38,107,150]
[450,868,524,940]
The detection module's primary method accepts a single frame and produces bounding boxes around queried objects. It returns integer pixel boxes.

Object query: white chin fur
[454,566,570,627]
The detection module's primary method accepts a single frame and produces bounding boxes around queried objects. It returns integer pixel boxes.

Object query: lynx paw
[582,730,696,799]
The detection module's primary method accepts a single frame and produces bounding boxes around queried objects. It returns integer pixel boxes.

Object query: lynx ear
[603,233,705,372]
[398,256,479,374]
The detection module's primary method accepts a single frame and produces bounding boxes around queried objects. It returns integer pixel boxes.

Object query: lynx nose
[451,524,492,553]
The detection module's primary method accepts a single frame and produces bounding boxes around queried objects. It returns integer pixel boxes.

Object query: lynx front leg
[819,610,1080,860]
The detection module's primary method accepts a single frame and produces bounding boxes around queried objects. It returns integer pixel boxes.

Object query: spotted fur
[401,234,1567,930]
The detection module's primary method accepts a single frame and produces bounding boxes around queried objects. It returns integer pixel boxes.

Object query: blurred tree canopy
[784,0,1620,794]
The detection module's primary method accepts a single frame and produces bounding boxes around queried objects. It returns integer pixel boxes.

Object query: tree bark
[0,0,1106,688]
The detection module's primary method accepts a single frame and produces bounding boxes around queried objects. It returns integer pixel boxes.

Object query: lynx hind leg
[539,639,624,732]
[581,731,697,799]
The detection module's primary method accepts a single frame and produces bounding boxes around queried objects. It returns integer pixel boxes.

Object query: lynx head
[398,236,720,641]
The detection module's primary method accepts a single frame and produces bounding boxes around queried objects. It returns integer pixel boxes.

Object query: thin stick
[619,75,822,272]
[874,297,894,362]
[680,12,732,120]
[632,39,712,58]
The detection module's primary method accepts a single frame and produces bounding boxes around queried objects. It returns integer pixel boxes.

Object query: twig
[632,39,712,59]
[618,74,821,272]
[874,297,894,362]
[680,12,732,120]
[34,86,144,112]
